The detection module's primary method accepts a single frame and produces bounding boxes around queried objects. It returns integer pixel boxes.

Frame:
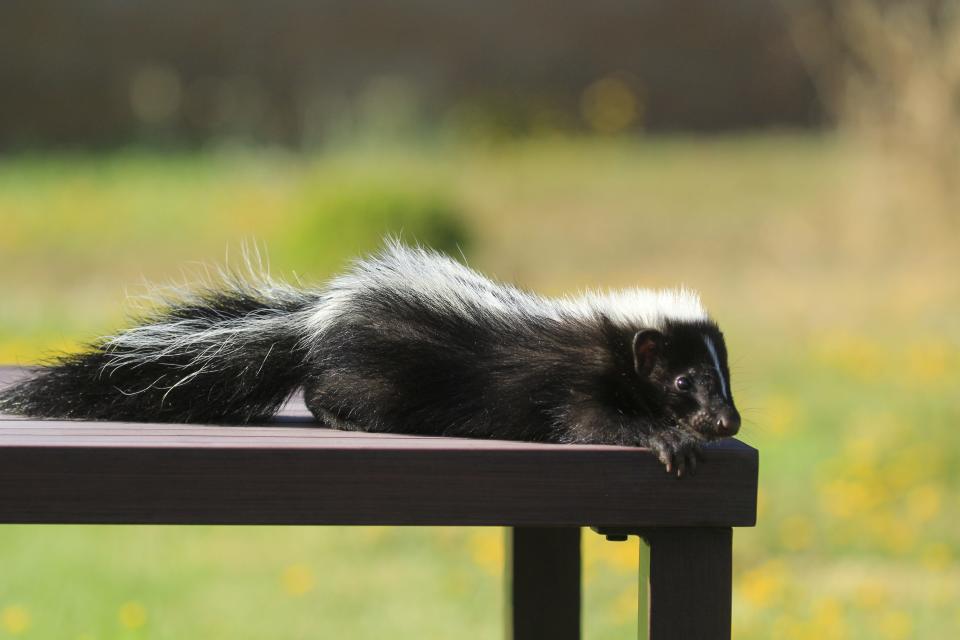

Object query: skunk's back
[308,241,709,338]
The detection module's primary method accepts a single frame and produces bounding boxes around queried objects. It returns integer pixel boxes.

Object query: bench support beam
[643,527,732,640]
[508,527,581,640]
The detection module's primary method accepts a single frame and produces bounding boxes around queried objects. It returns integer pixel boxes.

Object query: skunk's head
[633,321,740,439]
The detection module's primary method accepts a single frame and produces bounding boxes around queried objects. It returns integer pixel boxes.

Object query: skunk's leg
[646,429,705,477]
[310,404,367,432]
[302,378,368,432]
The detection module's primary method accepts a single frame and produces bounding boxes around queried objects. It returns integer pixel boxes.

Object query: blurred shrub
[788,0,960,239]
[276,174,471,277]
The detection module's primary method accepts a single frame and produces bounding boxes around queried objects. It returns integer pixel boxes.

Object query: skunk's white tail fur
[0,261,319,423]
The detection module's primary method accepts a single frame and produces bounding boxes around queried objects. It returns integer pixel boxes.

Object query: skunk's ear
[633,329,664,376]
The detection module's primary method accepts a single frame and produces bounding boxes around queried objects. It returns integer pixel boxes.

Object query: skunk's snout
[715,408,741,437]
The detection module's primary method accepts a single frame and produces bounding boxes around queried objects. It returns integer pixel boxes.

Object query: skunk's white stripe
[703,335,728,400]
[307,241,709,338]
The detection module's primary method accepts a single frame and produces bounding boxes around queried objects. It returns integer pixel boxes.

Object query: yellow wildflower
[906,484,942,522]
[1,605,31,635]
[779,515,814,551]
[756,487,768,520]
[764,394,799,436]
[468,529,504,577]
[580,76,640,134]
[863,513,916,554]
[876,610,912,640]
[281,564,316,596]
[886,444,943,489]
[854,583,889,610]
[920,542,953,571]
[812,597,847,640]
[118,601,147,630]
[611,588,637,623]
[814,332,886,381]
[844,432,880,463]
[905,341,952,383]
[821,479,880,518]
[737,560,787,608]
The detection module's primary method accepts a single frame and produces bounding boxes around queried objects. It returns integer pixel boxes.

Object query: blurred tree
[0,0,819,148]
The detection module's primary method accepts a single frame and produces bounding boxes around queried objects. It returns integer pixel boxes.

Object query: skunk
[0,241,740,476]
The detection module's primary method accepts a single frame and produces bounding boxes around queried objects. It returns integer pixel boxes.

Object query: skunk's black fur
[0,242,740,474]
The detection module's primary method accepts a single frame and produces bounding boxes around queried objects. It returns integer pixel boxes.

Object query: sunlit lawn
[1,134,957,638]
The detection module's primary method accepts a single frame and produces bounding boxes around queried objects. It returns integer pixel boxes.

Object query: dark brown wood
[0,439,757,526]
[0,367,758,527]
[643,528,732,640]
[509,527,580,640]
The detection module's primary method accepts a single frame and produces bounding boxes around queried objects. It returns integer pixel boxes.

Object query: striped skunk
[0,241,740,476]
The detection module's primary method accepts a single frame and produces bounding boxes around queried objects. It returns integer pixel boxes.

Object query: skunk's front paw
[647,431,703,478]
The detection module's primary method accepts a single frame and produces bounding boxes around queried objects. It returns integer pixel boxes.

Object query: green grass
[0,526,501,639]
[0,134,958,639]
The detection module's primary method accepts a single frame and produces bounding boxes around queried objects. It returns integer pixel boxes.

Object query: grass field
[1,134,958,639]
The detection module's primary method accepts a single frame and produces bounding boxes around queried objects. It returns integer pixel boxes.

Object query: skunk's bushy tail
[0,274,317,423]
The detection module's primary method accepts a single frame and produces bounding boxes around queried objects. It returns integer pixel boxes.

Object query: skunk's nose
[716,410,741,436]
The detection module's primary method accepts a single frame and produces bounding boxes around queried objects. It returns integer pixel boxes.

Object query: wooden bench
[0,366,757,639]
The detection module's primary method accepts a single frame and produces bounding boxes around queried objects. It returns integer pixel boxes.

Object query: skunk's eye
[675,376,692,391]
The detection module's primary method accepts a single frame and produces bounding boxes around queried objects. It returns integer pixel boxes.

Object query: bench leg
[508,527,581,640]
[642,527,732,640]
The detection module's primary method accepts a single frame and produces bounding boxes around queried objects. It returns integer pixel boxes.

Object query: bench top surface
[0,366,758,527]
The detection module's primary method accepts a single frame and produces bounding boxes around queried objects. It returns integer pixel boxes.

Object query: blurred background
[1,0,958,638]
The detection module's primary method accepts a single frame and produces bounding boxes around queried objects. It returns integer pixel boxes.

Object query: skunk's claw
[682,446,704,476]
[647,431,704,478]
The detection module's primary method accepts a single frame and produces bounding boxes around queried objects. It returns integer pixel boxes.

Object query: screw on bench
[590,527,632,542]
